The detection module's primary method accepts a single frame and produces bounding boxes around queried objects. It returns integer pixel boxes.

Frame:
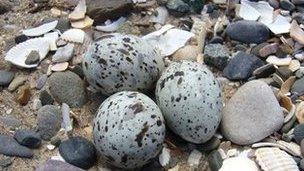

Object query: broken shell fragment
[95,17,126,32]
[50,62,69,72]
[290,20,304,45]
[22,20,58,37]
[68,0,86,21]
[60,29,85,43]
[296,101,304,124]
[219,157,259,171]
[266,56,292,66]
[255,147,299,171]
[288,60,300,72]
[5,38,50,68]
[44,31,59,51]
[71,16,93,29]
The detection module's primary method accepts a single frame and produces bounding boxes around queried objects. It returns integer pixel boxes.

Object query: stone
[204,43,230,70]
[56,19,71,33]
[276,67,293,80]
[183,0,204,13]
[0,134,33,158]
[33,99,42,110]
[223,51,264,80]
[300,158,304,170]
[52,44,74,63]
[69,65,84,78]
[0,2,12,14]
[59,137,97,169]
[166,0,190,16]
[39,90,54,106]
[36,159,85,171]
[280,0,295,11]
[294,123,304,144]
[15,35,29,44]
[296,67,304,78]
[292,0,304,4]
[221,80,284,145]
[251,43,269,57]
[226,20,270,44]
[253,64,276,78]
[25,50,40,65]
[0,156,12,168]
[33,0,49,3]
[8,75,27,92]
[48,71,87,108]
[201,137,221,152]
[36,74,48,90]
[291,77,304,95]
[0,116,21,129]
[0,70,14,86]
[301,139,304,156]
[208,150,223,171]
[50,62,69,72]
[14,129,41,149]
[268,0,280,8]
[87,0,133,24]
[37,105,62,140]
[259,43,279,58]
[16,85,31,106]
[61,103,72,132]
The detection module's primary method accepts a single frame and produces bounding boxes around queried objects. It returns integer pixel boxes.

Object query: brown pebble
[16,85,31,105]
[259,43,279,57]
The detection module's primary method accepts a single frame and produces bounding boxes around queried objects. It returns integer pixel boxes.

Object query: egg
[93,91,166,169]
[155,61,222,144]
[82,33,164,95]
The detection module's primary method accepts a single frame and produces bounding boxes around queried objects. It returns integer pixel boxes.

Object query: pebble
[209,36,224,44]
[87,0,133,23]
[33,99,42,110]
[0,116,21,129]
[259,43,279,58]
[276,67,293,80]
[51,62,69,72]
[0,1,12,14]
[56,19,71,33]
[294,123,304,144]
[14,129,41,149]
[0,156,12,168]
[280,0,296,11]
[36,159,85,171]
[48,71,87,108]
[201,137,221,151]
[223,51,264,80]
[221,80,284,145]
[291,77,304,95]
[25,50,40,65]
[39,90,54,106]
[301,139,304,156]
[0,134,33,158]
[61,103,72,132]
[266,56,292,66]
[59,137,97,169]
[300,158,304,170]
[292,0,304,4]
[251,43,269,57]
[36,74,48,90]
[208,150,223,171]
[166,0,190,16]
[296,67,304,78]
[16,85,31,106]
[268,0,280,8]
[184,0,204,13]
[226,20,270,44]
[8,75,27,92]
[0,70,14,86]
[37,105,62,140]
[52,44,74,63]
[14,34,29,44]
[33,0,49,3]
[204,43,230,70]
[69,65,84,78]
[253,64,276,78]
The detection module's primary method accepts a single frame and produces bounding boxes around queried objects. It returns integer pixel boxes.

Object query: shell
[68,0,86,21]
[150,6,168,25]
[159,147,170,167]
[255,147,299,171]
[60,29,85,43]
[5,38,50,68]
[289,60,301,72]
[266,56,292,66]
[290,20,304,45]
[51,62,69,72]
[252,142,300,157]
[22,20,58,37]
[219,157,260,171]
[279,76,296,95]
[277,140,302,157]
[71,16,94,29]
[296,101,304,123]
[44,31,59,51]
[95,17,126,32]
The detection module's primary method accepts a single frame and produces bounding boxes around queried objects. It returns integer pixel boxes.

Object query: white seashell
[150,6,168,25]
[60,29,85,43]
[252,142,300,157]
[219,157,260,171]
[44,32,59,51]
[71,16,94,29]
[47,144,56,150]
[68,0,86,21]
[276,141,302,157]
[288,60,300,72]
[51,154,65,162]
[22,20,58,37]
[5,38,50,68]
[218,148,227,159]
[51,62,69,72]
[227,149,239,157]
[187,149,202,167]
[96,17,126,32]
[159,146,170,167]
[255,147,299,171]
[266,56,292,66]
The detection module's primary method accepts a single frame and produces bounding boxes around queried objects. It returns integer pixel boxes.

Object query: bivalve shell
[22,20,58,37]
[61,29,85,43]
[219,157,260,171]
[255,147,299,171]
[289,60,301,72]
[68,0,86,21]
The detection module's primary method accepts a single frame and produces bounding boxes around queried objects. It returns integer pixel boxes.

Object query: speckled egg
[93,91,165,169]
[83,34,164,95]
[155,61,222,144]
